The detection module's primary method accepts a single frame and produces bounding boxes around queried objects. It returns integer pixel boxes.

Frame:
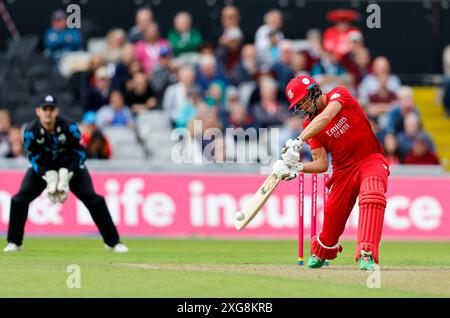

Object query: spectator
[86,130,112,160]
[80,111,112,159]
[385,86,419,135]
[251,77,289,128]
[97,91,134,129]
[368,116,387,145]
[176,85,203,129]
[167,12,203,57]
[352,47,372,84]
[311,49,351,91]
[271,40,295,88]
[198,41,216,56]
[44,9,82,63]
[303,29,323,71]
[444,77,450,117]
[104,28,127,63]
[403,136,440,165]
[359,56,401,105]
[322,9,360,61]
[187,103,225,163]
[163,64,196,125]
[205,80,226,109]
[69,53,106,107]
[225,87,251,125]
[227,102,254,130]
[383,133,402,165]
[85,66,112,112]
[443,45,450,117]
[111,43,137,91]
[128,7,154,43]
[216,27,244,75]
[255,9,284,66]
[340,31,370,85]
[195,54,228,92]
[150,46,177,100]
[0,109,12,157]
[366,73,397,127]
[217,6,242,47]
[6,126,23,159]
[230,44,258,85]
[224,86,241,111]
[396,113,434,157]
[134,23,171,74]
[291,51,310,77]
[125,72,159,113]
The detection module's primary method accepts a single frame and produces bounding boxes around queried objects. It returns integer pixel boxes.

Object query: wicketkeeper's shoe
[358,250,375,271]
[105,243,129,253]
[307,254,326,268]
[3,243,23,252]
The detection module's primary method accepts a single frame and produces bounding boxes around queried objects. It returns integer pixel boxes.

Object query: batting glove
[282,138,303,153]
[281,138,303,167]
[272,160,303,181]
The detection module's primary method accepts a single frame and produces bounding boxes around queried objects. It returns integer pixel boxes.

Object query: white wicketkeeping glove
[272,160,303,181]
[42,170,59,204]
[281,138,303,167]
[56,168,73,203]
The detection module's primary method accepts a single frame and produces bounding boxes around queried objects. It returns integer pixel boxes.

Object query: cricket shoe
[3,243,23,252]
[358,250,375,271]
[105,243,129,253]
[307,254,326,268]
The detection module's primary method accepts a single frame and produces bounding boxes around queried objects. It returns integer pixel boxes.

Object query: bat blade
[234,173,280,231]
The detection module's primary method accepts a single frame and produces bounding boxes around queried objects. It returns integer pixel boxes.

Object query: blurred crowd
[0,6,441,165]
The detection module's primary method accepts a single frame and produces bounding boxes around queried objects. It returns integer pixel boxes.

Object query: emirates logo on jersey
[288,89,294,100]
[325,117,350,139]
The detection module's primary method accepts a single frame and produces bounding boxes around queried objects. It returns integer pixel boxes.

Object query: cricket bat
[234,173,281,231]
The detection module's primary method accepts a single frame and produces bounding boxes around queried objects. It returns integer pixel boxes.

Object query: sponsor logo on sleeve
[330,93,341,100]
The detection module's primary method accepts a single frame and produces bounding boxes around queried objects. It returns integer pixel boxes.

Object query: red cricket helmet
[285,75,320,109]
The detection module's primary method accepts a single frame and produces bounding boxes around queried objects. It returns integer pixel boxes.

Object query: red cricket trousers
[319,153,390,249]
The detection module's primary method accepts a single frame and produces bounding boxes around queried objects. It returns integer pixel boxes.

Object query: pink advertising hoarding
[0,170,448,239]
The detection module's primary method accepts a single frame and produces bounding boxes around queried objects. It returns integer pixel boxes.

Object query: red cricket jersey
[303,86,386,175]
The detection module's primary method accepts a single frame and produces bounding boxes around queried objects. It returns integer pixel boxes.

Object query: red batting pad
[355,176,387,263]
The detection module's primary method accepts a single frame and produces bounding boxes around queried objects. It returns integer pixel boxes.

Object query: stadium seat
[112,144,146,160]
[135,111,174,161]
[102,126,148,159]
[103,126,137,144]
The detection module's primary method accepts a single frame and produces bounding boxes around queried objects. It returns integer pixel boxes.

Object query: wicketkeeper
[272,75,390,271]
[4,95,128,253]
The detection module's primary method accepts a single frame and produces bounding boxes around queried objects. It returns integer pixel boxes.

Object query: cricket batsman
[4,95,128,253]
[272,75,390,270]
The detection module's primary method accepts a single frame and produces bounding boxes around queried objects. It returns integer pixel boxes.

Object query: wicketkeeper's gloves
[42,170,59,204]
[56,168,73,203]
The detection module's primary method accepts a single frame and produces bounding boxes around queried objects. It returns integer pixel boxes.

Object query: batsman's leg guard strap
[312,233,343,260]
[356,176,386,263]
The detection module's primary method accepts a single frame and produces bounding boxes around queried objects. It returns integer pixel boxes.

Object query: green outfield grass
[0,238,449,297]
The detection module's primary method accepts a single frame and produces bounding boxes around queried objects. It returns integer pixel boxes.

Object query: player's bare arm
[302,147,328,174]
[299,101,342,142]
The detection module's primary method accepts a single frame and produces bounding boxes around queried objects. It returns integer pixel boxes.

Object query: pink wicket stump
[298,173,304,265]
[297,172,329,266]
